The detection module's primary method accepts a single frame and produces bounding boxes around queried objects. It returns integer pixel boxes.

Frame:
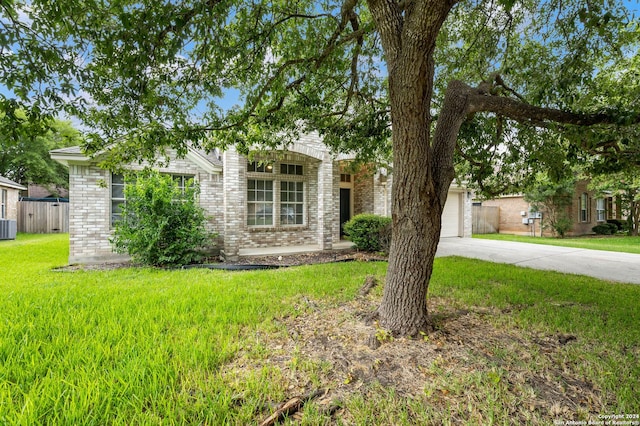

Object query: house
[25,183,69,200]
[478,180,623,237]
[0,175,27,240]
[51,133,472,264]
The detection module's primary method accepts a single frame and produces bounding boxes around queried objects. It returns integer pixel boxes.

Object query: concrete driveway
[436,238,640,285]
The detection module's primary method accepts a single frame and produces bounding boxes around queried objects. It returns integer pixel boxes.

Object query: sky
[1,1,639,131]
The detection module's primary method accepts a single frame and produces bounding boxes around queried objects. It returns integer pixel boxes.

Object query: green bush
[552,216,573,238]
[111,171,213,266]
[607,219,623,231]
[592,223,618,235]
[343,214,392,253]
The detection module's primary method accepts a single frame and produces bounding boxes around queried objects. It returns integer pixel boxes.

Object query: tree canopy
[3,1,636,172]
[2,0,638,335]
[0,111,82,190]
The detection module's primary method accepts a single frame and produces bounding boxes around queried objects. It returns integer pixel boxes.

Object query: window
[111,173,194,226]
[1,189,7,219]
[340,173,351,183]
[247,179,273,226]
[247,162,305,227]
[281,163,303,176]
[111,174,126,225]
[248,161,273,173]
[596,198,606,222]
[280,181,304,225]
[172,174,195,193]
[580,193,589,222]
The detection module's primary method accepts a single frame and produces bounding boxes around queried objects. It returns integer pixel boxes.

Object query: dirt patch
[225,249,387,267]
[225,294,606,424]
[53,249,386,271]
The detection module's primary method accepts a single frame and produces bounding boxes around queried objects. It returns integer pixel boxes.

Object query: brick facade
[1,182,24,220]
[63,151,224,263]
[53,134,472,264]
[481,180,613,237]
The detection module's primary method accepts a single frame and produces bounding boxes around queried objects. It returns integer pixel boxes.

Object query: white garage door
[441,192,461,237]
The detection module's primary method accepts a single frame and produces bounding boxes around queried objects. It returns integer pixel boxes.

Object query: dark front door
[340,188,351,236]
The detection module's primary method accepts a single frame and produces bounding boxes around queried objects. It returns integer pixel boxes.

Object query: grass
[1,234,639,424]
[474,233,640,254]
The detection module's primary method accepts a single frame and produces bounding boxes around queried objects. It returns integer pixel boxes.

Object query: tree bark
[369,0,456,336]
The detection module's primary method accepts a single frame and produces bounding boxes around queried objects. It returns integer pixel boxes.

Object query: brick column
[223,149,243,260]
[317,156,334,250]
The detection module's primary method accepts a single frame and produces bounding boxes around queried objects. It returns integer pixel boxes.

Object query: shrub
[111,171,213,266]
[592,223,618,235]
[343,214,392,253]
[607,219,623,231]
[551,216,573,238]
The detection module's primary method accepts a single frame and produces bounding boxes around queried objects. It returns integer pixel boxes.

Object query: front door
[340,188,351,236]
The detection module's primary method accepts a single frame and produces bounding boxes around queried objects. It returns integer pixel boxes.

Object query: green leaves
[0,109,81,188]
[1,0,638,197]
[110,170,213,267]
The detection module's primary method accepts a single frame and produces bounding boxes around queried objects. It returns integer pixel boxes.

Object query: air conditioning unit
[0,219,17,240]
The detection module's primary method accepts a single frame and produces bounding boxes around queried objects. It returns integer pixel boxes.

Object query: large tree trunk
[368,0,458,335]
[377,65,439,334]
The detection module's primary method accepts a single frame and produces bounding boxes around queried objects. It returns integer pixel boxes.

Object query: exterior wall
[67,150,223,264]
[373,172,392,217]
[353,167,374,215]
[482,196,536,236]
[570,180,604,236]
[461,189,473,238]
[1,186,21,220]
[223,147,325,259]
[67,164,115,263]
[482,180,609,237]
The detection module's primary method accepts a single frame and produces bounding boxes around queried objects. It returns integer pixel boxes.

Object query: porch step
[238,241,354,257]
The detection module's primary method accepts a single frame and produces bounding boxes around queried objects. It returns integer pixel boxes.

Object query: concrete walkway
[436,238,640,285]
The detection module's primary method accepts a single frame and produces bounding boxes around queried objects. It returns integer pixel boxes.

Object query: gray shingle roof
[50,145,223,169]
[0,175,27,190]
[49,146,84,155]
[193,148,223,167]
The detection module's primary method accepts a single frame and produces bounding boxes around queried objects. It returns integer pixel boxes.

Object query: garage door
[441,192,461,237]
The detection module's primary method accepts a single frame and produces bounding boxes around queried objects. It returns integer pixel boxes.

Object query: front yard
[475,233,640,254]
[1,234,638,424]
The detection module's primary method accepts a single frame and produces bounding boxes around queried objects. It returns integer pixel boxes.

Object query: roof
[193,148,223,167]
[50,146,84,155]
[50,145,222,174]
[0,175,27,191]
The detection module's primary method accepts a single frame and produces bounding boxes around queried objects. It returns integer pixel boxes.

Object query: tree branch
[466,80,640,126]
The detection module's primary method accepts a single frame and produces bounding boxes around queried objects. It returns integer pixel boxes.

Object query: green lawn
[1,234,638,424]
[474,233,640,254]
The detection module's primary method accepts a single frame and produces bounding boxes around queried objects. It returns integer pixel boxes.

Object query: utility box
[0,219,17,240]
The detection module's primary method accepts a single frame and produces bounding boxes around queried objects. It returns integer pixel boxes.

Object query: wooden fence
[17,201,69,233]
[472,205,500,234]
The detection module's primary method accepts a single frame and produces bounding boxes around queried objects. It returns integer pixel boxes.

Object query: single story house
[51,133,472,264]
[0,175,27,240]
[26,183,69,199]
[478,180,623,237]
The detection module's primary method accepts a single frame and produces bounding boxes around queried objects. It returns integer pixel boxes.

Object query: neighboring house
[51,133,472,264]
[26,183,69,200]
[0,175,27,240]
[479,180,623,237]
